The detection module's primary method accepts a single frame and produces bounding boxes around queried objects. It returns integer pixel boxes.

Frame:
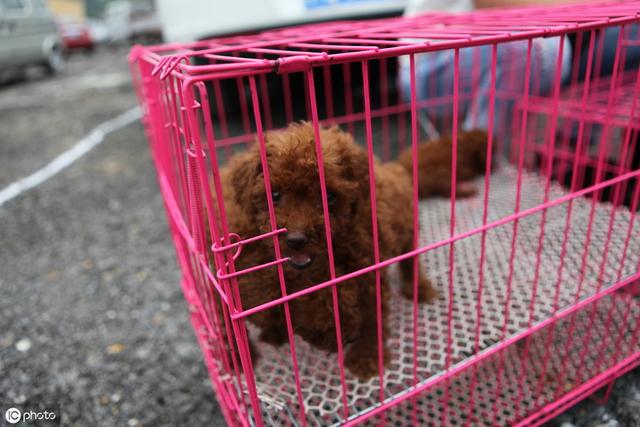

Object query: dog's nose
[285,231,308,250]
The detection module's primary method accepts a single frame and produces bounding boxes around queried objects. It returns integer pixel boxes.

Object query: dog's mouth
[288,252,314,270]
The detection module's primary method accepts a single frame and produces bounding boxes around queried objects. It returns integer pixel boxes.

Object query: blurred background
[0,0,638,426]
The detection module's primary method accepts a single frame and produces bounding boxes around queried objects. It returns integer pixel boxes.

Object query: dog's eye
[271,191,281,204]
[326,192,337,205]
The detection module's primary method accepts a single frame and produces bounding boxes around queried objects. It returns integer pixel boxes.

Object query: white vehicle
[0,0,64,75]
[157,0,406,42]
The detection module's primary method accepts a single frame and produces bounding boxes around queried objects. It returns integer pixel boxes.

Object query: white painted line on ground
[0,106,142,207]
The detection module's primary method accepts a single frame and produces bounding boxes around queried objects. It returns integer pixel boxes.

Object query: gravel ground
[0,46,637,427]
[545,370,640,427]
[0,47,224,426]
[0,48,134,189]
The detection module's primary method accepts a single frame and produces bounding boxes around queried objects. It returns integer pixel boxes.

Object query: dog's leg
[400,252,437,303]
[257,307,288,347]
[344,274,390,380]
[258,323,288,347]
[455,181,479,198]
[424,167,478,199]
[435,179,479,199]
[259,328,287,346]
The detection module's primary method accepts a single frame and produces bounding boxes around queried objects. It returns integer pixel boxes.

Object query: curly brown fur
[398,129,491,199]
[220,122,436,379]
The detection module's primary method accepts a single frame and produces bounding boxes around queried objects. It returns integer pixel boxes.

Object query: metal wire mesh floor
[230,165,640,426]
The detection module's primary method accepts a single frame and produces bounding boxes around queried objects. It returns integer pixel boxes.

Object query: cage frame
[129,1,640,425]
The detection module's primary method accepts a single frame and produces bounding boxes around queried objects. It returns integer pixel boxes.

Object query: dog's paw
[456,181,479,198]
[259,327,288,347]
[345,345,388,381]
[401,276,438,304]
[418,276,438,303]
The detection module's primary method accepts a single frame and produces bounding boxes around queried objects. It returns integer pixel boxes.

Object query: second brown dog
[398,129,491,199]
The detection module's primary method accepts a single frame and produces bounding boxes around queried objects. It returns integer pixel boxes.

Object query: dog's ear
[325,126,371,197]
[228,146,263,210]
[344,145,371,198]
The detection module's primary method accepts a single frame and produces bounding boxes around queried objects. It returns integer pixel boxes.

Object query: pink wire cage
[129,1,640,425]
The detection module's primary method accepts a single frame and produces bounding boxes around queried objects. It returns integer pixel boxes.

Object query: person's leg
[574,24,640,80]
[399,36,571,141]
[561,25,640,178]
[399,49,462,137]
[462,36,572,133]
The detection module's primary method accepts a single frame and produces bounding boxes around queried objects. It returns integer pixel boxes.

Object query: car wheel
[45,45,65,75]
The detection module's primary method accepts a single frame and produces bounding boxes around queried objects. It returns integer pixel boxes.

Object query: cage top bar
[134,0,640,78]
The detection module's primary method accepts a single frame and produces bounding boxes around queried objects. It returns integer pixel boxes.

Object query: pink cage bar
[129,1,640,425]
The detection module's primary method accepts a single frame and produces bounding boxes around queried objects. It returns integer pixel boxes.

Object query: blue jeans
[573,24,640,81]
[399,36,572,134]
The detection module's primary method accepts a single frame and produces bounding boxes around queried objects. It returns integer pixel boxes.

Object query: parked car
[103,1,161,45]
[157,0,405,42]
[86,18,111,45]
[0,0,64,75]
[57,18,94,52]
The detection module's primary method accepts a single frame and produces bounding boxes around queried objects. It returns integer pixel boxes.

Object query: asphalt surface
[0,46,637,427]
[0,47,224,426]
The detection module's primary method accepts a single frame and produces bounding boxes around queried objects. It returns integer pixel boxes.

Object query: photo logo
[2,405,59,425]
[4,407,21,424]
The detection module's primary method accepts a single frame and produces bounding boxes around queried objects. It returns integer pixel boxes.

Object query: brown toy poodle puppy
[219,122,436,379]
[398,129,491,198]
